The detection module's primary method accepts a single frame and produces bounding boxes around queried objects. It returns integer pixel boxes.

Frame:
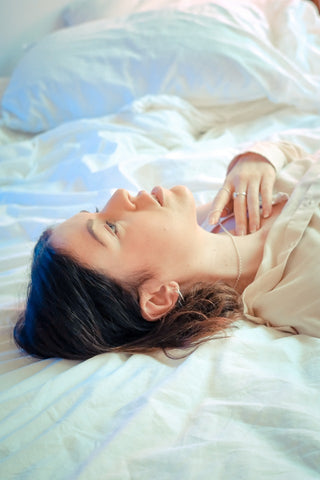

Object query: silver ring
[220,186,231,194]
[233,191,247,199]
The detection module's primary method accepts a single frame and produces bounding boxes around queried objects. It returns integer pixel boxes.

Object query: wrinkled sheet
[1,1,320,479]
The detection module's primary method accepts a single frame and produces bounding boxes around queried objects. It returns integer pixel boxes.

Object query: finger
[246,181,261,233]
[208,186,232,224]
[212,199,233,222]
[233,187,248,235]
[260,175,274,218]
[221,199,234,217]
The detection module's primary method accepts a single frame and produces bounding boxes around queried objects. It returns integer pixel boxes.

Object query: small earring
[176,287,184,306]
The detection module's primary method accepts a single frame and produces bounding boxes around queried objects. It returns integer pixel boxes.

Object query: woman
[14,140,320,359]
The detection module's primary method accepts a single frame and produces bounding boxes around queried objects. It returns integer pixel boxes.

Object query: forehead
[50,213,120,278]
[52,212,83,238]
[50,213,93,257]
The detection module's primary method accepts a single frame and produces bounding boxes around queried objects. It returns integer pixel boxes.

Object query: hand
[208,152,276,235]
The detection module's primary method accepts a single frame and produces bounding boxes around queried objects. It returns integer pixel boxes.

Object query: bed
[1,0,320,478]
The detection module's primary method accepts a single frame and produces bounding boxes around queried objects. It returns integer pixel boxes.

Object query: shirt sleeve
[241,141,311,173]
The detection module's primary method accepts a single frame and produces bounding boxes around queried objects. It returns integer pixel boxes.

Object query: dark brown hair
[14,229,243,360]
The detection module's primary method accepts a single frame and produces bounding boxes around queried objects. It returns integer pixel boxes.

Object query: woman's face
[50,186,202,285]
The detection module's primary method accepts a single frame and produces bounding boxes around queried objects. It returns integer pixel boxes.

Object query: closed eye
[93,208,117,236]
[105,221,118,236]
[81,209,118,238]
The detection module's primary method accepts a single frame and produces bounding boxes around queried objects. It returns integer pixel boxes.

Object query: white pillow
[63,0,183,25]
[62,0,263,26]
[2,6,270,133]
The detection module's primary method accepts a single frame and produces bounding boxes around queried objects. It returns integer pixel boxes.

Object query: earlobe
[139,280,180,322]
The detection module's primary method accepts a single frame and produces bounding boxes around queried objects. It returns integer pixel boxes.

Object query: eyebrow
[86,219,106,247]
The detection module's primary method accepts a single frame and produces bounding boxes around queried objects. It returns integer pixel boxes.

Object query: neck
[182,199,286,293]
[188,227,265,293]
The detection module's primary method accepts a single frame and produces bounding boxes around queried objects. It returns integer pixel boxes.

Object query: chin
[172,185,197,217]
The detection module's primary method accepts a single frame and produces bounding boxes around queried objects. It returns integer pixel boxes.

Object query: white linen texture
[2,1,320,132]
[0,1,320,480]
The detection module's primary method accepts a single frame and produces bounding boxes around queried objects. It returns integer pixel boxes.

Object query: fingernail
[250,226,257,233]
[263,210,271,218]
[237,228,246,236]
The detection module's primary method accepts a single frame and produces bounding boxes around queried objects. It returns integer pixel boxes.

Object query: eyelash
[95,207,117,235]
[106,221,117,235]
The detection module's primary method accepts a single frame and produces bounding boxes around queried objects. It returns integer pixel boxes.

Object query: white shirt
[241,141,320,337]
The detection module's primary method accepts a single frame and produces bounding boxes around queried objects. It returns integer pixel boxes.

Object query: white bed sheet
[1,1,320,479]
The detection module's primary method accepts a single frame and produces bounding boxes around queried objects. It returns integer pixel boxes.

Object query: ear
[139,280,180,322]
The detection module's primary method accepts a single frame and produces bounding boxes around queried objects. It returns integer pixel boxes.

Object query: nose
[101,189,136,213]
[134,189,161,208]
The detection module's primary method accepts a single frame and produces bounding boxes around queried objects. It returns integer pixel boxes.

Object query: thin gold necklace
[218,220,242,290]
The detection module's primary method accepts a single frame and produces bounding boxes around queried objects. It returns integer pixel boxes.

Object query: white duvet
[1,1,320,479]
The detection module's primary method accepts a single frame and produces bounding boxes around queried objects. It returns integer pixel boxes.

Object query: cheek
[121,212,191,269]
[124,225,173,264]
[134,226,171,251]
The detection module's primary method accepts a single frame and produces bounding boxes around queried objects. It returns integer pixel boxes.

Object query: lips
[151,186,164,206]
